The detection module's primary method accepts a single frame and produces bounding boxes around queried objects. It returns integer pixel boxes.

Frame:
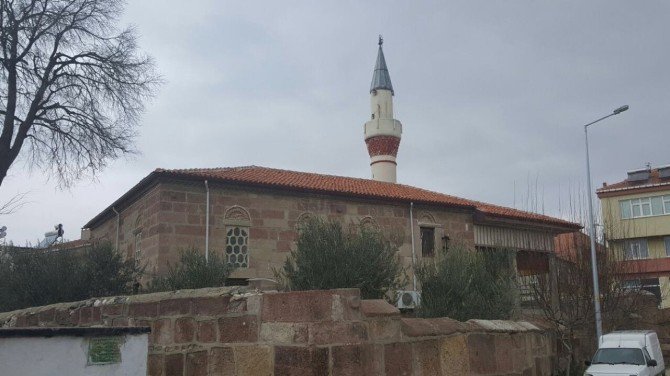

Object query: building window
[624,239,649,260]
[226,227,249,268]
[620,195,670,219]
[665,237,670,257]
[420,227,435,257]
[134,232,142,264]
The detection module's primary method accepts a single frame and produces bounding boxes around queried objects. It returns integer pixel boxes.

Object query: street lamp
[584,104,629,342]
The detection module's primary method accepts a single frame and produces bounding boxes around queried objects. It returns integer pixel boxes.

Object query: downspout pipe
[205,180,210,263]
[409,202,417,291]
[112,207,120,252]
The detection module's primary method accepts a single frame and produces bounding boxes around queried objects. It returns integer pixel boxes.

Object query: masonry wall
[0,288,556,376]
[90,180,476,281]
[89,184,162,268]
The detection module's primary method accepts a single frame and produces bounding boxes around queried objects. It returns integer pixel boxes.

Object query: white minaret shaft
[364,36,402,183]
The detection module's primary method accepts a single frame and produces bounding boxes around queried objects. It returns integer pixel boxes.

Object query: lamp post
[584,104,629,341]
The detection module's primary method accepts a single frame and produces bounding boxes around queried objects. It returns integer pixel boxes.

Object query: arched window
[359,216,379,232]
[224,206,251,268]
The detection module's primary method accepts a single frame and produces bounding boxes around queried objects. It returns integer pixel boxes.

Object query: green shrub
[275,217,405,300]
[416,244,516,320]
[0,243,141,312]
[149,249,233,291]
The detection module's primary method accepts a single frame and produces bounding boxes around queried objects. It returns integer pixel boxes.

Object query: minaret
[364,36,402,183]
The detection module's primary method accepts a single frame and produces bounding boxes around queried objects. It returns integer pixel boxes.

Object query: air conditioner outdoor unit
[396,290,420,310]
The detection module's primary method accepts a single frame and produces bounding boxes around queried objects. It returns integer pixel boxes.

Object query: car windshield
[592,348,645,365]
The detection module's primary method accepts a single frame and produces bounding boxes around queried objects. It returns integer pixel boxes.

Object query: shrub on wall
[148,249,233,291]
[0,243,142,312]
[416,244,516,321]
[275,217,405,300]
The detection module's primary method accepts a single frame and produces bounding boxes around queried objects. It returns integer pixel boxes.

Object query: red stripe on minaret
[365,136,400,157]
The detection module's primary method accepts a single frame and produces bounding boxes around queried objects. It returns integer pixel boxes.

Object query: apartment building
[598,165,670,306]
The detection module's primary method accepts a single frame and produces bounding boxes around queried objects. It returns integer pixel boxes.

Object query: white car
[584,331,665,376]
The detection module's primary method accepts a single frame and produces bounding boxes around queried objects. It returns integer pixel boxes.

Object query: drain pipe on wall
[204,180,210,263]
[112,207,120,252]
[409,202,417,291]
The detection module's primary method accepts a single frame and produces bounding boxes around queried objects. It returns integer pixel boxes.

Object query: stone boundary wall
[0,288,556,375]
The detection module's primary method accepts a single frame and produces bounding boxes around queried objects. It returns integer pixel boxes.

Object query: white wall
[0,334,148,376]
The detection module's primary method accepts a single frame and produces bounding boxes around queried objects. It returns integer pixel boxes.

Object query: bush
[149,249,233,291]
[0,243,141,312]
[275,217,405,300]
[416,244,516,320]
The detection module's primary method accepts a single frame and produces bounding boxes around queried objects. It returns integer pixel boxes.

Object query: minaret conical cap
[370,36,394,94]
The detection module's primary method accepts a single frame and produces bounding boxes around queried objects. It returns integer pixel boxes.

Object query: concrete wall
[0,332,148,376]
[0,287,556,375]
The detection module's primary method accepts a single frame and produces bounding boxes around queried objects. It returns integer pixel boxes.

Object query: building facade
[598,165,670,307]
[80,39,580,297]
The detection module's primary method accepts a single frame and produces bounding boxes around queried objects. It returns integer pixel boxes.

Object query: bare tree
[531,233,645,375]
[0,0,161,187]
[0,191,28,214]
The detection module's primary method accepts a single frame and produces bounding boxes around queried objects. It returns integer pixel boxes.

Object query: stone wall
[0,288,555,375]
[89,180,476,282]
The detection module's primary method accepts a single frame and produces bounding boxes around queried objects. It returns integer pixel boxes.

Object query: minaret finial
[378,35,383,46]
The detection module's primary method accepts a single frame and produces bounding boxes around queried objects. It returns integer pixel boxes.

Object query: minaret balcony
[364,118,402,140]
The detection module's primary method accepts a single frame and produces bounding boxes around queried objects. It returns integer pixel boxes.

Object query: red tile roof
[597,168,670,197]
[153,166,580,230]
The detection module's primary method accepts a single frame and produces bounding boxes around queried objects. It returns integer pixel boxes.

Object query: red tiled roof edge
[85,166,581,231]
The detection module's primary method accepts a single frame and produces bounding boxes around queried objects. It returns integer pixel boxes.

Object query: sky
[1,1,668,244]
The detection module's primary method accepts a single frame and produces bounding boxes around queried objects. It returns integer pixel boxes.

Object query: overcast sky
[1,1,668,244]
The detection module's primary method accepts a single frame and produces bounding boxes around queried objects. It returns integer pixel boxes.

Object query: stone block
[148,354,164,376]
[494,334,514,373]
[129,302,159,318]
[209,347,235,376]
[384,342,413,376]
[360,299,400,318]
[259,322,308,344]
[165,353,184,376]
[261,290,340,323]
[175,317,196,343]
[414,339,442,375]
[16,313,38,327]
[309,321,368,345]
[78,307,101,326]
[186,351,208,376]
[534,356,551,375]
[160,298,192,316]
[331,344,378,376]
[197,320,218,343]
[367,318,401,341]
[274,346,329,376]
[467,333,497,374]
[37,308,55,324]
[54,309,77,326]
[193,296,230,316]
[429,317,466,336]
[153,318,172,345]
[440,334,469,376]
[400,318,436,337]
[233,346,273,376]
[219,315,259,343]
[101,304,125,317]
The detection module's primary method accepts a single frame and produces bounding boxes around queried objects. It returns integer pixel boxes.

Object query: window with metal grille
[226,227,249,268]
[420,227,435,257]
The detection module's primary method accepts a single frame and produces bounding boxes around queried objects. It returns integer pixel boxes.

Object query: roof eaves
[159,170,477,211]
[83,170,162,229]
